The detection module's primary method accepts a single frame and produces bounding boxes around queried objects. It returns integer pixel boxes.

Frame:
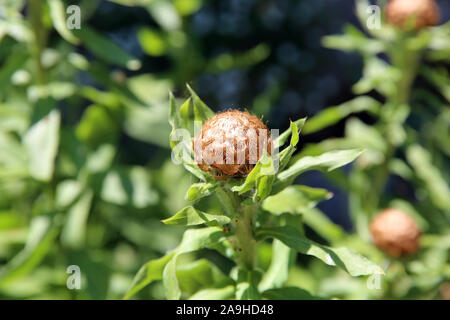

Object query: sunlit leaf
[185,182,216,202]
[303,96,381,134]
[74,27,141,70]
[258,240,291,291]
[277,149,363,182]
[61,190,94,248]
[162,206,230,227]
[48,0,80,45]
[406,145,450,213]
[163,227,224,299]
[0,217,59,285]
[262,185,332,215]
[256,226,384,277]
[189,285,235,300]
[24,109,60,181]
[124,252,175,300]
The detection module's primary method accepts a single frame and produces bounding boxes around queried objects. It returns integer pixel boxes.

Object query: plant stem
[215,185,257,270]
[365,36,421,214]
[28,0,47,86]
[234,204,256,270]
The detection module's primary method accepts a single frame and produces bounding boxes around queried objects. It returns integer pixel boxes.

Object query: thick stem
[234,205,256,270]
[28,0,47,86]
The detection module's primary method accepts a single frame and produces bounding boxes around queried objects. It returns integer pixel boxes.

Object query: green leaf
[406,145,450,213]
[232,152,275,195]
[123,252,175,300]
[322,25,384,54]
[55,179,83,208]
[24,109,60,181]
[163,227,224,299]
[346,118,386,152]
[303,96,381,134]
[185,182,216,202]
[235,270,261,300]
[162,206,230,227]
[176,259,232,296]
[189,285,235,300]
[76,104,118,147]
[302,208,344,243]
[262,185,332,216]
[186,84,215,121]
[124,103,171,148]
[256,226,384,277]
[277,149,363,182]
[0,216,60,285]
[61,190,94,249]
[147,0,181,31]
[137,27,166,56]
[100,166,159,208]
[275,118,305,148]
[48,0,80,45]
[262,287,323,300]
[258,240,291,291]
[74,27,141,70]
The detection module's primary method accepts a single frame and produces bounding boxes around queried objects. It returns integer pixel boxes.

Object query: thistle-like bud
[386,0,440,30]
[193,110,272,179]
[370,208,421,257]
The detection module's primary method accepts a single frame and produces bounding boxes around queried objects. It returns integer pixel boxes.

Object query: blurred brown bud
[386,0,440,30]
[193,110,272,180]
[370,208,421,257]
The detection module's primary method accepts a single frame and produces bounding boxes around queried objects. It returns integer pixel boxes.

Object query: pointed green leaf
[24,109,60,181]
[74,27,141,70]
[189,285,235,300]
[277,149,363,182]
[262,185,332,215]
[258,239,291,291]
[0,217,60,285]
[163,227,224,300]
[186,84,215,121]
[176,259,232,296]
[232,152,275,195]
[302,96,381,134]
[256,226,384,277]
[61,190,94,249]
[123,252,175,300]
[275,118,305,148]
[186,182,217,202]
[162,206,230,227]
[406,145,450,212]
[48,0,80,45]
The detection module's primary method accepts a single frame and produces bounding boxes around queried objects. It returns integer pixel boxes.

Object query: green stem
[234,204,256,270]
[215,186,257,270]
[28,0,47,86]
[365,37,421,214]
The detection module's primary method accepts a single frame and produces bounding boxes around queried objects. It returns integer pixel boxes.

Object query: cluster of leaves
[125,86,384,300]
[294,0,450,299]
[0,0,216,299]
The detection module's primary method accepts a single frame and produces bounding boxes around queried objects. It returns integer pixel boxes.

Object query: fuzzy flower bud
[193,110,272,179]
[386,0,440,30]
[370,209,421,257]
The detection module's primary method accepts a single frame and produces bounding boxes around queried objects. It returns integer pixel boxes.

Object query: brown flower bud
[386,0,440,30]
[370,209,421,257]
[193,110,272,180]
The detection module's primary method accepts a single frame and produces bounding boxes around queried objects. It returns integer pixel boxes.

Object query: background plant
[298,0,450,299]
